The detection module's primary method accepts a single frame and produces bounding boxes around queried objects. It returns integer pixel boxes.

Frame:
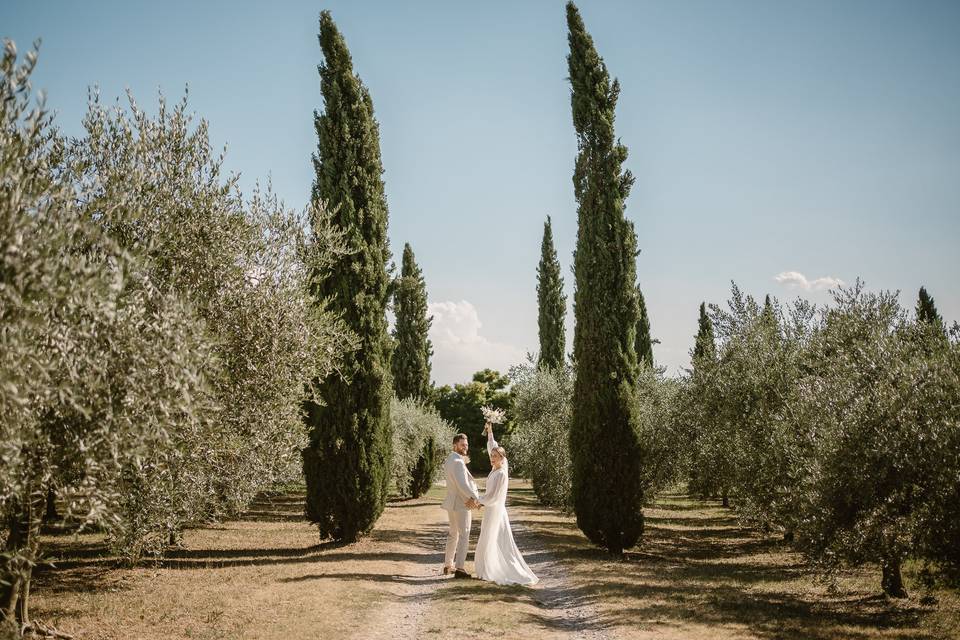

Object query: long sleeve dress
[473,430,539,586]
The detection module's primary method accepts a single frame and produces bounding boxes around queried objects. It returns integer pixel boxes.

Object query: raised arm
[486,425,499,456]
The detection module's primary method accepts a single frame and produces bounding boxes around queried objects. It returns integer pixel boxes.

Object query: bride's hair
[492,446,507,462]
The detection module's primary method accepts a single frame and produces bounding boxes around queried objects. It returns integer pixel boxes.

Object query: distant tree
[635,284,654,367]
[434,369,513,473]
[761,294,775,326]
[302,11,393,542]
[692,302,716,367]
[510,362,575,510]
[916,286,946,335]
[682,301,728,503]
[392,243,433,401]
[391,243,435,497]
[566,1,646,555]
[537,216,567,370]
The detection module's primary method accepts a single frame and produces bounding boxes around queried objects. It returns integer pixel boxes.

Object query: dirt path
[514,521,611,640]
[31,483,958,639]
[411,482,615,640]
[348,504,449,640]
[353,479,608,640]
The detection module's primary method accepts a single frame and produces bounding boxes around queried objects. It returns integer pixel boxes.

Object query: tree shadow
[279,571,449,586]
[34,491,449,583]
[508,493,934,640]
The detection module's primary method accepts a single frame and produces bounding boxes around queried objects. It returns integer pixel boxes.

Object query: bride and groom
[441,423,539,586]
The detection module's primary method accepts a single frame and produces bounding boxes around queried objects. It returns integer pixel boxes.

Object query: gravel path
[515,521,613,640]
[349,506,449,640]
[356,483,611,640]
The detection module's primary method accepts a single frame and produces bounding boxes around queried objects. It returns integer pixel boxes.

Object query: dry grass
[31,489,447,639]
[28,482,960,639]
[502,488,960,640]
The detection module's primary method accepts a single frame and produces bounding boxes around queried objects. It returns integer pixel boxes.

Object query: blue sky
[4,0,959,383]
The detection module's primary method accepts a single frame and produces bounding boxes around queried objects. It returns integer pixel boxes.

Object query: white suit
[442,451,479,570]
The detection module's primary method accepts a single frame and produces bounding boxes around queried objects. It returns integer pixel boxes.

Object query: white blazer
[442,452,479,512]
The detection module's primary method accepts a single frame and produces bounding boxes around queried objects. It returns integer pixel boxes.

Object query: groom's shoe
[453,569,471,579]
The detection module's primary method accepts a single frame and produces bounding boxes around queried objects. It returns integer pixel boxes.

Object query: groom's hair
[453,433,468,445]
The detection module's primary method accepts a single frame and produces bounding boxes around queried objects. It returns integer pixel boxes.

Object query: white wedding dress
[474,430,539,586]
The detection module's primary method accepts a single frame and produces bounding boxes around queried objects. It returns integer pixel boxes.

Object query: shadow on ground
[503,487,934,640]
[33,491,446,584]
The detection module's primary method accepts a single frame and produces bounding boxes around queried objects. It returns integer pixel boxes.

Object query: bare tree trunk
[881,555,908,598]
[44,486,59,522]
[0,488,44,629]
[721,491,729,508]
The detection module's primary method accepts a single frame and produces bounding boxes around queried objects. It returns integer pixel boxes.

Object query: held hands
[465,497,482,510]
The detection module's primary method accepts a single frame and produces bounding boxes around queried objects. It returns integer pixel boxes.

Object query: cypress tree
[761,294,775,325]
[916,286,946,334]
[688,301,720,504]
[392,243,435,498]
[566,1,645,555]
[635,284,654,367]
[537,215,566,370]
[392,243,433,401]
[302,11,393,542]
[692,302,716,368]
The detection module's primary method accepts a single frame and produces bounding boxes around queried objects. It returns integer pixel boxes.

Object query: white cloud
[428,300,527,386]
[774,271,844,292]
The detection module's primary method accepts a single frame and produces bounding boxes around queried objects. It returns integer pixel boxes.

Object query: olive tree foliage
[509,361,575,511]
[389,397,455,498]
[678,281,960,596]
[783,284,960,597]
[61,91,353,557]
[682,285,816,518]
[0,42,211,630]
[510,359,678,514]
[632,365,681,498]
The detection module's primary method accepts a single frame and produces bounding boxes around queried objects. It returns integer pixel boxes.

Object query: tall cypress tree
[392,243,433,401]
[392,243,435,498]
[537,215,566,370]
[692,302,716,369]
[567,1,645,555]
[916,286,946,334]
[635,284,653,367]
[302,11,393,542]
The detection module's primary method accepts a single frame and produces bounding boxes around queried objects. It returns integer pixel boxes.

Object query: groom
[442,432,480,578]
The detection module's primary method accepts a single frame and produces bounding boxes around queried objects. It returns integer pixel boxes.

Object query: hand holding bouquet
[480,405,506,435]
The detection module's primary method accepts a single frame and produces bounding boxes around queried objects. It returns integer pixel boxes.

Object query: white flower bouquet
[480,405,506,433]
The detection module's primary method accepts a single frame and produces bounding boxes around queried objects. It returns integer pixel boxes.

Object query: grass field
[28,481,960,639]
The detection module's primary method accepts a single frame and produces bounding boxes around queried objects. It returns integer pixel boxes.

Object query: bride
[471,421,539,586]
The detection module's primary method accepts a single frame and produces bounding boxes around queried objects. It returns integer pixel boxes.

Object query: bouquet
[480,405,506,434]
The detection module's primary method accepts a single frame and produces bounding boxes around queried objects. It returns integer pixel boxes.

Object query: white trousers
[444,509,473,569]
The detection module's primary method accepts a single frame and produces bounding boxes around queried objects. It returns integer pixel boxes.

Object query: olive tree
[63,92,353,557]
[786,284,960,597]
[390,397,455,498]
[510,361,575,511]
[0,42,211,631]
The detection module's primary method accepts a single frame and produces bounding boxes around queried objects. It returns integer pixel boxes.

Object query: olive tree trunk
[881,555,908,598]
[1,488,45,630]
